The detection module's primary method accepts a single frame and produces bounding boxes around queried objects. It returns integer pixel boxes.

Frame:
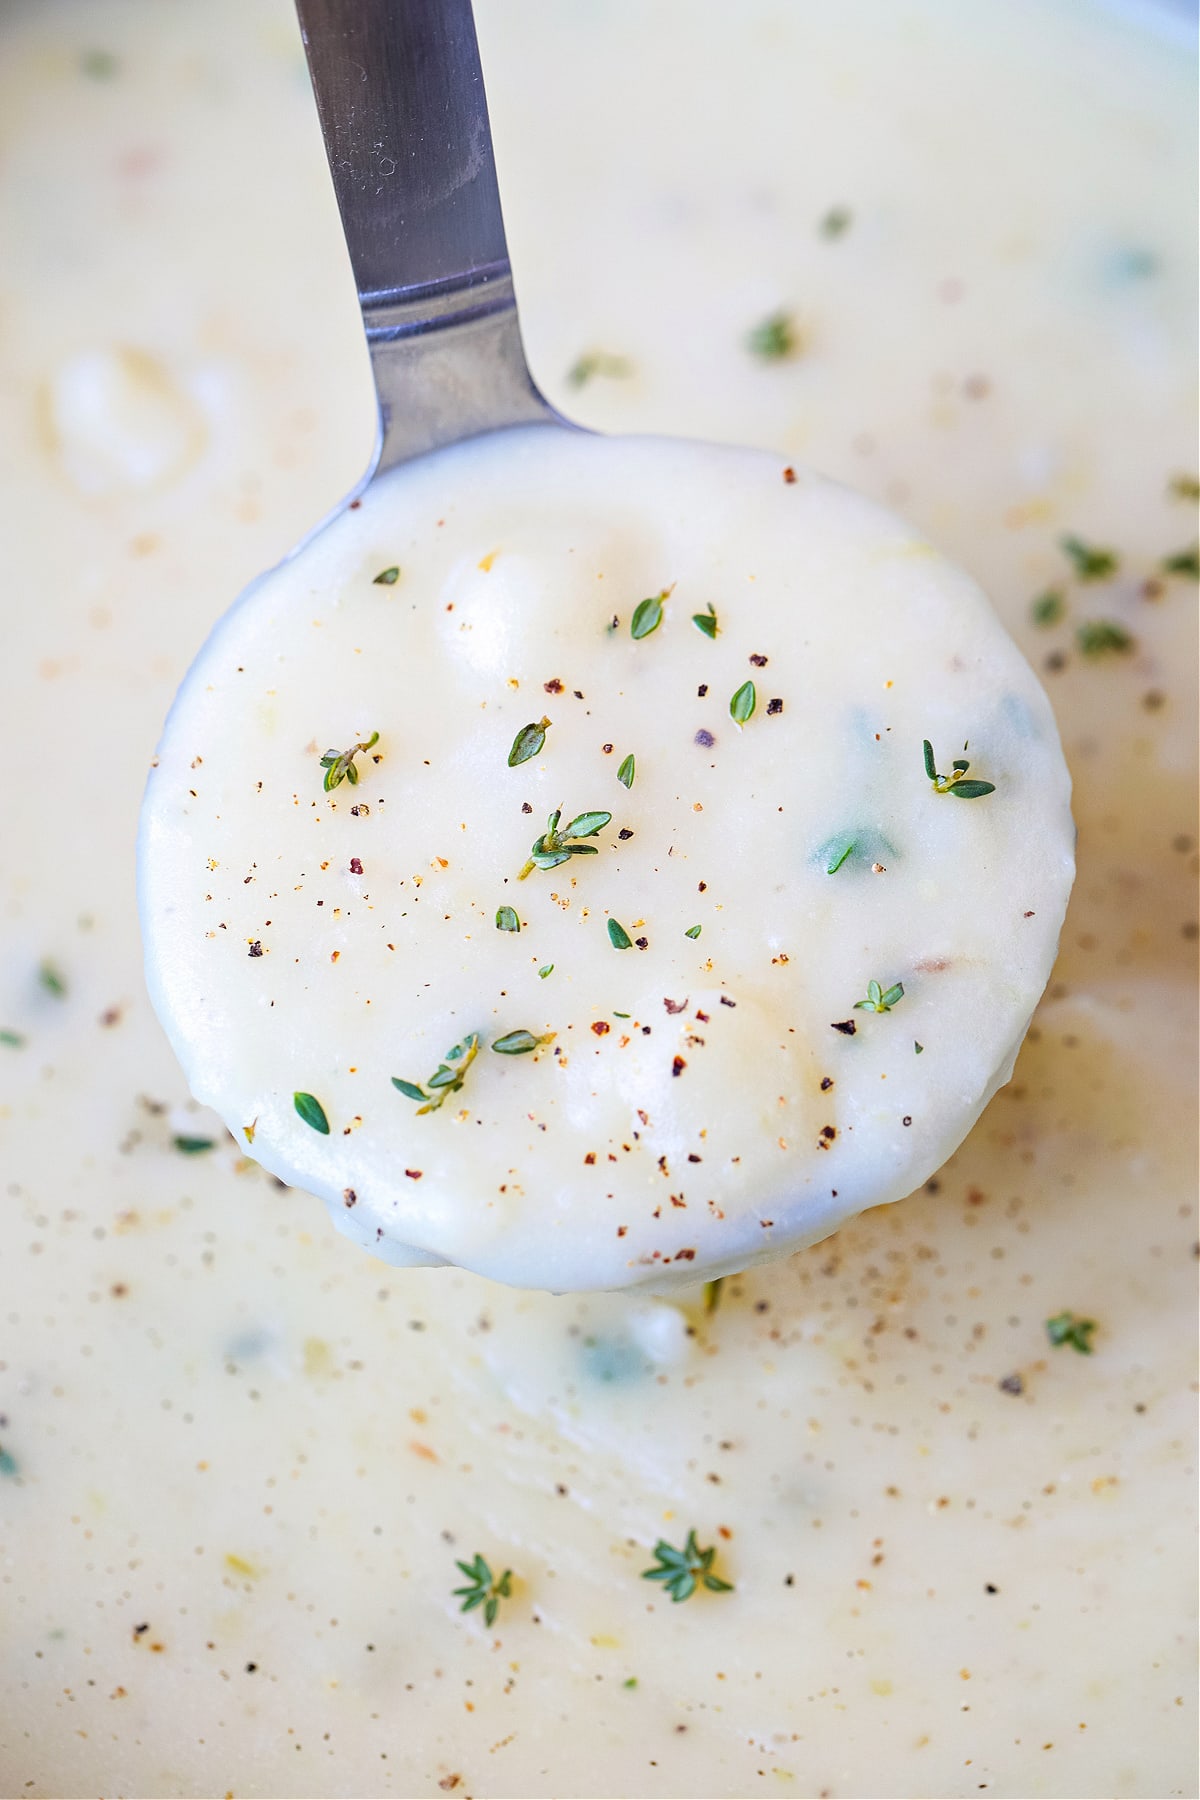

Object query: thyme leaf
[172,1135,216,1154]
[452,1553,513,1628]
[825,838,856,874]
[495,906,520,933]
[567,350,633,388]
[1060,535,1119,581]
[607,919,633,950]
[372,566,400,585]
[631,591,667,640]
[923,739,995,798]
[508,716,551,768]
[746,310,798,360]
[730,680,756,725]
[0,1029,24,1048]
[538,964,554,979]
[1076,620,1134,657]
[38,961,67,997]
[1161,544,1199,579]
[1031,589,1065,627]
[492,1029,554,1055]
[392,1033,481,1114]
[293,1092,330,1134]
[641,1530,734,1603]
[1045,1310,1097,1354]
[1168,474,1200,502]
[320,730,379,793]
[684,924,702,939]
[692,602,718,639]
[820,205,852,238]
[616,753,636,789]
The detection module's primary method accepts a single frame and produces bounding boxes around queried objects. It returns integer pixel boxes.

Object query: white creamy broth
[140,431,1073,1290]
[0,2,1195,1797]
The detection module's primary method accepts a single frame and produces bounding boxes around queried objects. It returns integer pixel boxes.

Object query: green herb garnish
[923,739,995,799]
[730,680,756,725]
[1045,1311,1097,1354]
[616,753,636,789]
[746,311,798,360]
[518,807,612,879]
[702,1277,724,1314]
[1031,589,1065,627]
[1060,535,1118,581]
[825,838,856,874]
[320,730,379,793]
[641,1530,733,1603]
[1168,474,1200,502]
[854,979,904,1013]
[820,206,852,238]
[452,1553,513,1627]
[0,1029,24,1048]
[1161,544,1199,579]
[692,603,718,640]
[538,964,554,979]
[293,1092,330,1134]
[173,1135,216,1155]
[38,961,66,998]
[372,566,400,585]
[567,350,633,388]
[607,919,633,950]
[392,1033,480,1114]
[492,1029,553,1055]
[631,591,667,640]
[495,906,520,933]
[1075,620,1133,657]
[508,716,551,768]
[685,924,702,939]
[81,49,118,79]
[623,1677,638,1690]
[915,1041,924,1055]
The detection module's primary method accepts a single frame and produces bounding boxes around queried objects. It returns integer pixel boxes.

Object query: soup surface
[0,1,1195,1795]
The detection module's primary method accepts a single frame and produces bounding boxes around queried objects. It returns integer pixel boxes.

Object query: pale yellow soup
[1,2,1196,1797]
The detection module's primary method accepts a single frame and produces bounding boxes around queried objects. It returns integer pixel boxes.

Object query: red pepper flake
[349,857,363,874]
[592,1021,611,1036]
[767,698,784,715]
[720,994,736,1007]
[749,653,768,667]
[544,678,563,693]
[820,1076,834,1090]
[349,498,362,510]
[783,466,797,484]
[831,1019,856,1035]
[585,1152,597,1165]
[521,801,533,814]
[695,1009,709,1022]
[674,1247,696,1261]
[618,827,634,840]
[635,936,648,950]
[602,743,614,754]
[672,1056,687,1077]
[617,1224,627,1236]
[343,1188,357,1208]
[248,941,263,958]
[664,996,688,1014]
[821,1125,836,1139]
[405,1169,423,1179]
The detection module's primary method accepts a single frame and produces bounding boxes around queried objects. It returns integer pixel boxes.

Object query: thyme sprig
[452,1553,513,1628]
[617,753,635,789]
[854,979,904,1013]
[508,717,551,767]
[607,919,633,950]
[372,566,400,586]
[641,1531,733,1603]
[923,739,995,799]
[730,680,756,725]
[1076,620,1133,657]
[631,590,669,640]
[320,730,379,793]
[1045,1310,1097,1354]
[692,603,718,639]
[518,807,612,879]
[392,1033,480,1113]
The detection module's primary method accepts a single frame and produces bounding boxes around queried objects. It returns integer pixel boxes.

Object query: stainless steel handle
[295,0,559,474]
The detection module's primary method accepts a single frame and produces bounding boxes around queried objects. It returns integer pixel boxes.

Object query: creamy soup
[0,1,1195,1796]
[140,431,1074,1290]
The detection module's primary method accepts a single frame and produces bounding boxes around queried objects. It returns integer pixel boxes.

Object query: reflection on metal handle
[295,0,558,473]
